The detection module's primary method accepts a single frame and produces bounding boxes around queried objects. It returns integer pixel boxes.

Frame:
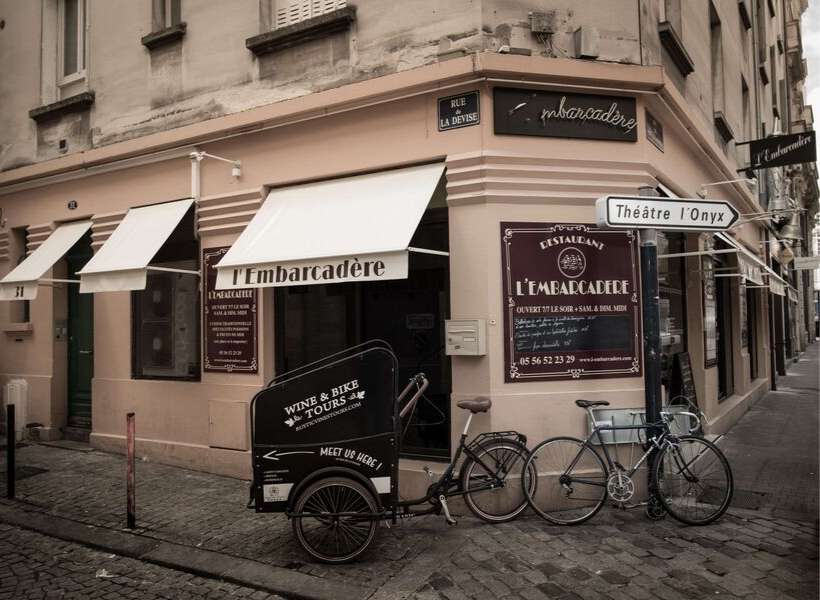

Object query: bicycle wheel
[291,477,379,563]
[653,436,733,525]
[523,436,608,525]
[461,440,535,523]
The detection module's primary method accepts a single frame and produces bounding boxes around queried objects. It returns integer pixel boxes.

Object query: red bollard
[126,412,135,529]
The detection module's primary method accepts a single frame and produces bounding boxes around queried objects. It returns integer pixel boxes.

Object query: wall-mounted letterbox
[445,319,486,356]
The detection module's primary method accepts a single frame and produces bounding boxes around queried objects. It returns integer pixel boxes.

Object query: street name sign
[596,195,740,231]
[793,256,820,270]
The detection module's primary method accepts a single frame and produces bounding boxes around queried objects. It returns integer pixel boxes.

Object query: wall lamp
[190,151,242,179]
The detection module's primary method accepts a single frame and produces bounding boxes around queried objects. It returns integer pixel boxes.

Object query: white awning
[78,199,196,293]
[0,220,92,301]
[215,164,446,290]
[714,233,786,295]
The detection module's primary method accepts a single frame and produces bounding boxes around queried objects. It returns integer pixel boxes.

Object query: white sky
[804,2,820,127]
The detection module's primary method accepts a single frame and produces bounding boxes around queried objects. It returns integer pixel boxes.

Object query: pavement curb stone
[0,502,372,600]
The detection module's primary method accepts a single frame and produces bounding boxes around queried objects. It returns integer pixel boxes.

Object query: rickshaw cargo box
[251,345,398,512]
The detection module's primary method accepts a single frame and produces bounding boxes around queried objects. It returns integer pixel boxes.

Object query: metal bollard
[126,412,135,529]
[6,404,14,499]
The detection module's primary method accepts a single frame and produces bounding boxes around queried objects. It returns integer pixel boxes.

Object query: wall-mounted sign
[500,223,642,382]
[203,247,258,373]
[494,88,638,142]
[438,91,480,131]
[645,110,664,151]
[67,200,78,210]
[702,253,718,367]
[794,256,820,270]
[748,131,816,169]
[596,196,739,231]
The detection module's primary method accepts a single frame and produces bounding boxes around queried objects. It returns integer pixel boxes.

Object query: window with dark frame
[131,208,200,381]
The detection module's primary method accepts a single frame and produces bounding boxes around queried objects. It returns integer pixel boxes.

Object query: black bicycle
[522,399,733,526]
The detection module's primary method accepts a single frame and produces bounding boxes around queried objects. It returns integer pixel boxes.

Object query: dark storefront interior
[275,207,452,459]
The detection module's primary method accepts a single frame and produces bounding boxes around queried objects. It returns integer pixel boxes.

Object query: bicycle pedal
[438,494,457,526]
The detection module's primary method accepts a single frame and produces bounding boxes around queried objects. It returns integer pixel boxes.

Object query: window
[58,0,86,84]
[710,3,724,114]
[152,0,181,31]
[131,210,200,380]
[272,0,345,29]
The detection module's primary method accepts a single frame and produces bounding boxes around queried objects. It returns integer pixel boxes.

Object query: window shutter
[274,0,346,29]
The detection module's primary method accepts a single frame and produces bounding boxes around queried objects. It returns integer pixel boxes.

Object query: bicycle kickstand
[438,494,457,526]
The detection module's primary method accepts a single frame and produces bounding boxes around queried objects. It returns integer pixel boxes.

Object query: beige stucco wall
[0,57,773,485]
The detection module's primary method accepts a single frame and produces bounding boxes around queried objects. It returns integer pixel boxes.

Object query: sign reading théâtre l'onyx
[203,247,258,373]
[493,88,638,142]
[501,223,642,382]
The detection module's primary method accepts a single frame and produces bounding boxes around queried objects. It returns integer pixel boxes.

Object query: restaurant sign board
[748,131,816,170]
[493,88,638,142]
[596,196,740,232]
[500,223,642,382]
[203,247,258,373]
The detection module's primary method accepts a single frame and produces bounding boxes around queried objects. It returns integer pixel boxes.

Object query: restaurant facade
[0,55,794,491]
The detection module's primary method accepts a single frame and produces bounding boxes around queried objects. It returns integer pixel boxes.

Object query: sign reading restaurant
[501,223,642,382]
[215,252,408,290]
[748,131,816,170]
[203,247,258,373]
[493,88,638,142]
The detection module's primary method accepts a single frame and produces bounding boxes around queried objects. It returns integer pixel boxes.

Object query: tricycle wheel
[292,476,379,563]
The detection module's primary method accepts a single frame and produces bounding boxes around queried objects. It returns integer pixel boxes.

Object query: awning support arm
[407,246,450,257]
[657,248,738,259]
[146,266,201,276]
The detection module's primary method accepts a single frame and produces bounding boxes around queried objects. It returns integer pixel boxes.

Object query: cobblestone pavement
[0,345,817,600]
[0,522,283,600]
[717,343,819,519]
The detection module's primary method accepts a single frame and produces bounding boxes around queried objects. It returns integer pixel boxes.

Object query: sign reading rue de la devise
[493,88,638,142]
[749,131,816,170]
[438,91,480,131]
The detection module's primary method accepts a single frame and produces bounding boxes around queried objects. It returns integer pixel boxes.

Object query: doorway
[715,271,734,400]
[275,208,451,458]
[66,232,94,429]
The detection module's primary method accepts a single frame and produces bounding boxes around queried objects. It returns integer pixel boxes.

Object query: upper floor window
[59,0,86,84]
[153,0,181,31]
[272,0,346,29]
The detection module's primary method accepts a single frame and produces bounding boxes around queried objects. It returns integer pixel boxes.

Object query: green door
[67,234,93,429]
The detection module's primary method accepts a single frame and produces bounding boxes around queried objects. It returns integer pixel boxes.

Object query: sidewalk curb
[0,501,372,600]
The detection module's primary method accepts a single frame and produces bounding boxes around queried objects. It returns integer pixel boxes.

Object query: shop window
[275,207,451,459]
[131,211,200,381]
[712,241,735,400]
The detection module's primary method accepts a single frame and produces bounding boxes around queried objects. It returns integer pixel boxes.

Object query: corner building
[0,0,815,494]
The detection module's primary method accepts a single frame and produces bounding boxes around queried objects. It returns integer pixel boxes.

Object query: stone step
[62,427,90,444]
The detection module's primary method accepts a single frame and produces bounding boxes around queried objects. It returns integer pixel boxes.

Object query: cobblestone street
[0,345,817,599]
[0,522,283,600]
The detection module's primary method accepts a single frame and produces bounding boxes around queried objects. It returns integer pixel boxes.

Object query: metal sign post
[597,188,740,520]
[636,188,664,520]
[6,404,14,499]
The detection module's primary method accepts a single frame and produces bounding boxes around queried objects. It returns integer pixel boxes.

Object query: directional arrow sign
[793,256,820,270]
[596,195,740,232]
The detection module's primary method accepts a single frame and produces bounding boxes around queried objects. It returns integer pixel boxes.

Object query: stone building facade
[0,1,815,486]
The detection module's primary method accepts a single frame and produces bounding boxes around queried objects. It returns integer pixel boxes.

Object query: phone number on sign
[518,355,576,366]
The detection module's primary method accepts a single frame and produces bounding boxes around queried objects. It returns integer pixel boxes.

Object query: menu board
[670,352,698,409]
[702,254,718,367]
[501,223,642,382]
[739,282,748,348]
[203,247,258,373]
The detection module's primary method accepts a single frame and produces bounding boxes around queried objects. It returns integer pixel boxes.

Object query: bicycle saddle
[575,399,610,408]
[457,397,492,413]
